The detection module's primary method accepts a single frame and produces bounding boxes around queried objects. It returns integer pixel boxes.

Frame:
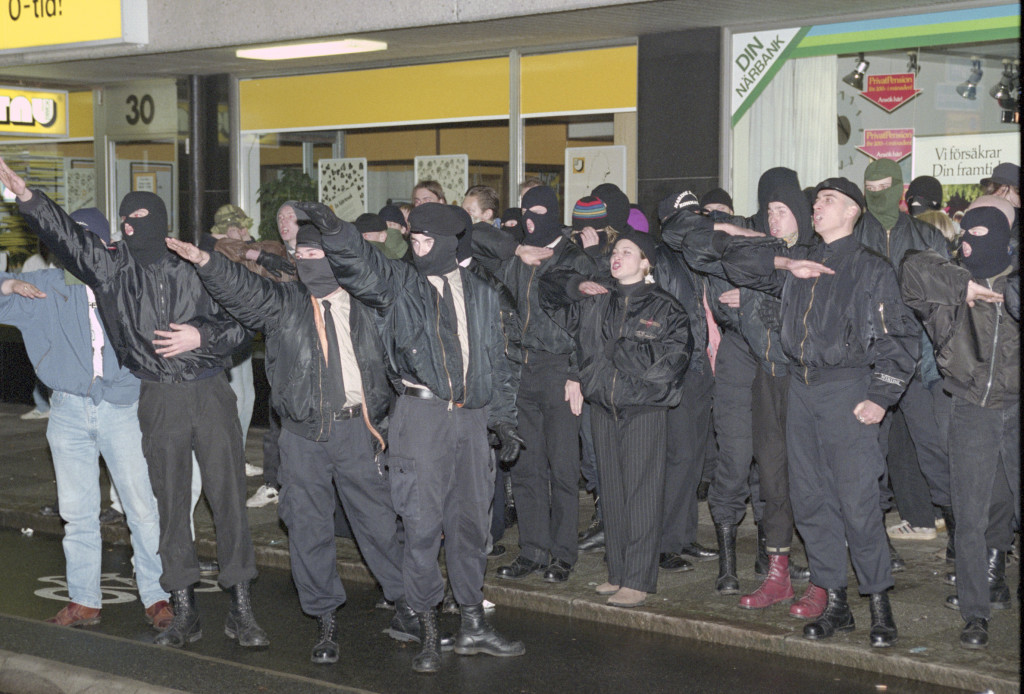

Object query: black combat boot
[388,598,455,650]
[986,548,1011,609]
[412,609,441,673]
[453,603,525,657]
[714,523,739,594]
[154,586,201,648]
[578,500,605,553]
[311,610,339,664]
[803,587,855,640]
[868,591,898,647]
[887,536,906,572]
[224,580,269,648]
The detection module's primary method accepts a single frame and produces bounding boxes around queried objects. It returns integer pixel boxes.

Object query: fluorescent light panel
[237,39,387,61]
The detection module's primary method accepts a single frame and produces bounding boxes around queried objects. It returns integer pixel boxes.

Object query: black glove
[291,201,344,235]
[657,190,700,223]
[255,250,295,279]
[494,423,525,464]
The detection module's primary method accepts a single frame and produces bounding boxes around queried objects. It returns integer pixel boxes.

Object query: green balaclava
[864,158,903,231]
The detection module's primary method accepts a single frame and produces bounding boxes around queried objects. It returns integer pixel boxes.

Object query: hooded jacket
[318,220,517,428]
[195,250,393,449]
[899,251,1018,409]
[17,191,247,383]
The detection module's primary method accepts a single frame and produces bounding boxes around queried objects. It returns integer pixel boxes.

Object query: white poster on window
[563,146,627,226]
[414,155,468,206]
[318,158,368,221]
[912,132,1020,185]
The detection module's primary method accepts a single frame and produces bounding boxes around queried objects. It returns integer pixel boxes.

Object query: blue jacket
[0,269,139,405]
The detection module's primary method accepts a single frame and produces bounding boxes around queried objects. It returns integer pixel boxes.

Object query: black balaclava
[591,183,630,232]
[864,158,904,231]
[501,207,524,243]
[294,225,340,298]
[754,167,799,234]
[521,185,562,247]
[118,191,169,266]
[409,203,460,276]
[767,184,814,247]
[958,207,1012,279]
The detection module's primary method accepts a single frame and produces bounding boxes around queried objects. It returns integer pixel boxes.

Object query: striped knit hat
[572,196,609,231]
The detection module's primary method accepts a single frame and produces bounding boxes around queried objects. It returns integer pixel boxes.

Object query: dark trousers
[708,330,756,526]
[880,376,951,526]
[593,407,667,593]
[490,451,506,545]
[950,395,1019,621]
[262,406,282,489]
[277,420,404,617]
[511,351,580,566]
[751,367,794,553]
[388,396,493,612]
[661,361,713,553]
[787,376,892,594]
[579,403,601,500]
[138,374,257,592]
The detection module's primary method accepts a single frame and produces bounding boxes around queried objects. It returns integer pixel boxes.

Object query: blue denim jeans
[47,391,166,609]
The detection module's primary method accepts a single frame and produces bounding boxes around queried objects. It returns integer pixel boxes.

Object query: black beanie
[354,213,386,234]
[295,224,323,249]
[615,227,657,267]
[408,203,464,237]
[700,188,734,211]
[378,204,407,230]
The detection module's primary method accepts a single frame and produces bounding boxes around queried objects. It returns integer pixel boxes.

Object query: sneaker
[246,484,279,508]
[244,462,263,477]
[886,520,937,541]
[20,408,49,420]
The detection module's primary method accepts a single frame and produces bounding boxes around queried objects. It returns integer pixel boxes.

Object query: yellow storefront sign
[0,0,146,53]
[0,87,68,136]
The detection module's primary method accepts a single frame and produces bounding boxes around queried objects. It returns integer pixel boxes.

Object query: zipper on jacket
[520,266,538,365]
[878,303,888,334]
[798,276,820,384]
[765,329,774,377]
[980,279,1001,407]
[609,295,630,418]
[435,288,454,411]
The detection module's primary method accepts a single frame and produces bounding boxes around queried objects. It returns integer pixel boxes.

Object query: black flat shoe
[679,543,718,562]
[658,553,693,572]
[542,559,572,583]
[496,556,544,580]
[959,618,988,649]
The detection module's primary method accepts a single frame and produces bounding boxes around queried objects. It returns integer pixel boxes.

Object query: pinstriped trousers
[592,407,667,593]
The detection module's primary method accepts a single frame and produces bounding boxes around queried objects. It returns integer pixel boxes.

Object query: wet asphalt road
[0,528,970,694]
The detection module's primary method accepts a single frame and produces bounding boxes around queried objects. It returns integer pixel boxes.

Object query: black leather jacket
[719,233,919,409]
[18,191,247,383]
[320,221,518,428]
[196,251,393,449]
[654,243,708,375]
[473,228,596,376]
[900,251,1019,409]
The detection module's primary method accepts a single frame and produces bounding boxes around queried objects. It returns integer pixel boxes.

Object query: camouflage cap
[210,204,253,234]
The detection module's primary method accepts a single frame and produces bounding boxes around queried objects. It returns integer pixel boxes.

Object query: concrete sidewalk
[0,403,1018,693]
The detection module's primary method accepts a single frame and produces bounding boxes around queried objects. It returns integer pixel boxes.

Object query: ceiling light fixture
[842,53,870,91]
[955,56,983,100]
[237,39,387,61]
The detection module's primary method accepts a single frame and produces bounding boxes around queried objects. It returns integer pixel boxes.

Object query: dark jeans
[708,330,756,527]
[278,420,404,617]
[787,375,891,595]
[262,406,282,489]
[661,360,713,553]
[138,374,257,592]
[949,395,1019,621]
[511,352,581,566]
[880,376,951,526]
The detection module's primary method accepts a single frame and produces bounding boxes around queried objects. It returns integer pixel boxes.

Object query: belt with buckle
[404,386,438,400]
[333,404,362,420]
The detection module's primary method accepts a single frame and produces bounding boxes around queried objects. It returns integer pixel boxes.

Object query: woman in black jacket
[543,229,692,607]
